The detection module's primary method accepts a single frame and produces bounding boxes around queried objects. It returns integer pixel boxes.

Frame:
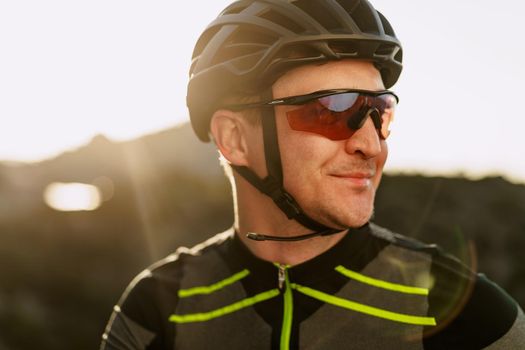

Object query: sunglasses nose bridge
[346,106,381,131]
[367,107,382,129]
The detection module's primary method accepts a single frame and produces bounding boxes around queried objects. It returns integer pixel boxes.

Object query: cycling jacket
[101,223,524,349]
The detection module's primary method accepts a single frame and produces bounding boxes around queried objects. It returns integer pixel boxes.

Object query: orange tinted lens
[286,92,396,140]
[286,101,358,140]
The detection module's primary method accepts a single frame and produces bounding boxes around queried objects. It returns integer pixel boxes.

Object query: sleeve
[100,259,183,350]
[485,306,525,349]
[423,254,524,349]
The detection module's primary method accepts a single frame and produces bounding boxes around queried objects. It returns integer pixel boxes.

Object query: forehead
[272,60,384,97]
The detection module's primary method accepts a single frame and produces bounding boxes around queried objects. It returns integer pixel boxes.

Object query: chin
[300,188,376,229]
[343,211,373,228]
[319,204,373,230]
[340,197,375,226]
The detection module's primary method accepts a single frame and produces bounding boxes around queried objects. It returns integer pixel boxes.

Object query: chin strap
[246,229,343,242]
[231,89,343,242]
[232,165,334,232]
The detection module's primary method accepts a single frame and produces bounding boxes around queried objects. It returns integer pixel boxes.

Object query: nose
[344,112,382,158]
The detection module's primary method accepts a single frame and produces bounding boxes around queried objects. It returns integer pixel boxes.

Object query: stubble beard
[305,186,377,230]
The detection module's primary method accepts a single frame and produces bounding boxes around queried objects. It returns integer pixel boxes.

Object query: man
[101,0,524,349]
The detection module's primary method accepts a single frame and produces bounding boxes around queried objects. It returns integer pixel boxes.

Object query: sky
[1,0,524,182]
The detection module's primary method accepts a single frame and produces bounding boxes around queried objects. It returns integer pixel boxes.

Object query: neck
[235,189,346,265]
[232,172,348,265]
[236,226,347,266]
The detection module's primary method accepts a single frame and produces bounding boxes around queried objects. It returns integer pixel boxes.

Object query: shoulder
[120,229,233,317]
[369,223,523,349]
[101,229,234,349]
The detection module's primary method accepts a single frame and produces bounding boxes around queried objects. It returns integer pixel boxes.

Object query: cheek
[280,134,314,177]
[276,117,328,183]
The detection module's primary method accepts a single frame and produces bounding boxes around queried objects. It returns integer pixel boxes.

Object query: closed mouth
[331,172,374,179]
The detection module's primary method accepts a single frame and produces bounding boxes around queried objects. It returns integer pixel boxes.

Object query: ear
[210,109,250,167]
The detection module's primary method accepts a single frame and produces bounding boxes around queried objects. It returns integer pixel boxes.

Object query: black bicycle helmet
[187,0,402,141]
[187,0,403,241]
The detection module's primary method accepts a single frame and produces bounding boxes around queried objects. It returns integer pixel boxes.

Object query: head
[272,59,388,228]
[187,0,402,233]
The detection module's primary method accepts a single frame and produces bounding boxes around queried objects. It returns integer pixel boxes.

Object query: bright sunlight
[44,182,102,212]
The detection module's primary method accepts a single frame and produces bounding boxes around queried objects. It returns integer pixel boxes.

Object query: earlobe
[210,109,250,167]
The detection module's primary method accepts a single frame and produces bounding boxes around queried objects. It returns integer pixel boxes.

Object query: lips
[330,171,375,188]
[331,172,374,179]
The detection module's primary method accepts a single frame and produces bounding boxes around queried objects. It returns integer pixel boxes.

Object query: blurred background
[1,0,524,349]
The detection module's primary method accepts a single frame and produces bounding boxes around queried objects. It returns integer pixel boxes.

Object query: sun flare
[44,182,102,212]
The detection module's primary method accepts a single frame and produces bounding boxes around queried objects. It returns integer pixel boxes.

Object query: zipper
[277,264,293,350]
[278,264,286,290]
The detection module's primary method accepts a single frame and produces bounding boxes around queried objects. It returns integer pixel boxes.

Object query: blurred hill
[0,122,524,349]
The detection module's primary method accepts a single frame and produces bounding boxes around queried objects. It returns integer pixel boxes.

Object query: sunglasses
[226,89,399,140]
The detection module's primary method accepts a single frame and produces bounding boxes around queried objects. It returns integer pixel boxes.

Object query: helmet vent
[328,41,359,55]
[193,27,221,59]
[259,9,304,34]
[336,0,380,35]
[226,26,276,46]
[292,0,346,33]
[278,45,323,60]
[210,28,274,66]
[234,52,266,72]
[374,43,396,56]
[213,44,267,68]
[377,12,395,37]
[394,50,403,63]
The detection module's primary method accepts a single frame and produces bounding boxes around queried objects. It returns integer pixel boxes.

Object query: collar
[219,223,388,289]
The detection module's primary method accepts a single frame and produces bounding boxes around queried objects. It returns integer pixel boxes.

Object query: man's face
[271,60,388,229]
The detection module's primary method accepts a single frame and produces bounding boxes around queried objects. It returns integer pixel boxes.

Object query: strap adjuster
[271,190,301,219]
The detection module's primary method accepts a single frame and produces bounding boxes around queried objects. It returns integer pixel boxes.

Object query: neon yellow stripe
[280,266,293,350]
[292,284,436,326]
[335,265,429,296]
[178,269,250,298]
[169,289,279,323]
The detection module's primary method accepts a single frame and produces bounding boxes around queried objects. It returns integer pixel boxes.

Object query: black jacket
[101,223,524,349]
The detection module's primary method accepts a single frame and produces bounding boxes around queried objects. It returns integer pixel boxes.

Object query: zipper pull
[278,264,286,290]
